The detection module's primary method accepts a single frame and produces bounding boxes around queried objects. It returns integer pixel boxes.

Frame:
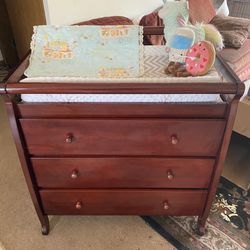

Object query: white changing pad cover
[21,46,222,103]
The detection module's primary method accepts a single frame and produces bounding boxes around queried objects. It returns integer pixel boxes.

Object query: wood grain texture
[143,26,164,36]
[20,119,226,157]
[40,189,208,216]
[6,54,30,83]
[197,96,243,234]
[31,158,215,189]
[5,0,46,58]
[17,103,228,119]
[4,82,240,95]
[3,96,49,234]
[0,0,18,66]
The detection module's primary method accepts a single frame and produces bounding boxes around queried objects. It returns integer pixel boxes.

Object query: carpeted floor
[0,96,175,250]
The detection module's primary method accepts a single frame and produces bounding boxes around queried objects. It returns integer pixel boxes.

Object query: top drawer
[20,119,225,156]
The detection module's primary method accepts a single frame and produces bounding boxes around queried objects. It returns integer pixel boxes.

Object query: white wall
[43,0,163,25]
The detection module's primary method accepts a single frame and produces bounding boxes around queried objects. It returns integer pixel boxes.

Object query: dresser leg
[4,98,51,236]
[196,216,206,236]
[41,216,50,235]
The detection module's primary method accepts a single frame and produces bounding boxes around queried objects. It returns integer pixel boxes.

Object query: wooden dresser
[0,27,245,236]
[22,118,224,216]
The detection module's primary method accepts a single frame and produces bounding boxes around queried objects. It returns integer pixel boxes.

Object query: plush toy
[159,0,223,77]
[165,61,192,77]
[158,0,189,47]
[169,27,195,63]
[203,24,224,51]
[185,41,216,76]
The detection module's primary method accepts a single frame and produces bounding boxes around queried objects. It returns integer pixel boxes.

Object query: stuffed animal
[159,0,189,47]
[203,24,224,51]
[159,0,223,77]
[169,27,195,63]
[185,41,216,76]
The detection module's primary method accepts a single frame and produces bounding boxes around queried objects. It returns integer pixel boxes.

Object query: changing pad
[21,46,223,103]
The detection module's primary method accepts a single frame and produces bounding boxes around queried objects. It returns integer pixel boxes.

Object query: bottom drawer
[40,189,207,216]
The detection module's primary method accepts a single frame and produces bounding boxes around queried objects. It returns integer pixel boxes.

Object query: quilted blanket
[25,25,143,78]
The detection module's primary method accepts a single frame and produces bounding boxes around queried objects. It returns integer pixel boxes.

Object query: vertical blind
[228,0,250,18]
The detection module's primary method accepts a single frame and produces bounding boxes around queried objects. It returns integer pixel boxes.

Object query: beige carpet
[0,97,175,250]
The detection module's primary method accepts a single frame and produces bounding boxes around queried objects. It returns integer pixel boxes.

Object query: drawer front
[40,189,207,215]
[32,158,214,189]
[20,119,225,156]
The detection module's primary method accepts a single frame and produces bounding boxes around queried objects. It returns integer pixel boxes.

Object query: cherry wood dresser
[0,27,244,236]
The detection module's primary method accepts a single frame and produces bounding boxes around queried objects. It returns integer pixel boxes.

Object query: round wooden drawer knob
[163,201,170,210]
[65,133,73,143]
[171,135,179,145]
[167,170,174,180]
[71,169,79,179]
[75,201,83,209]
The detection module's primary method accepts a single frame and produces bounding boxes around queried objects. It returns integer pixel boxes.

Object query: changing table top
[0,27,245,97]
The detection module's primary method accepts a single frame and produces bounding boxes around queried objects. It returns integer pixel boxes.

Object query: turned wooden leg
[40,215,50,235]
[196,216,206,236]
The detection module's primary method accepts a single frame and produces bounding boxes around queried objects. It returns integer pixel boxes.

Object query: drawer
[20,119,225,156]
[40,189,207,215]
[32,158,215,189]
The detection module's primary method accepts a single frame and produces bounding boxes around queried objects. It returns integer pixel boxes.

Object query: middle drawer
[31,158,214,189]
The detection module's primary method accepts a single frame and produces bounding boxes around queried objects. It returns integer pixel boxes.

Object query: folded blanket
[25,25,143,78]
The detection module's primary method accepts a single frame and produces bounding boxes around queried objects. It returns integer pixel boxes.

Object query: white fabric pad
[21,93,222,103]
[21,46,222,103]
